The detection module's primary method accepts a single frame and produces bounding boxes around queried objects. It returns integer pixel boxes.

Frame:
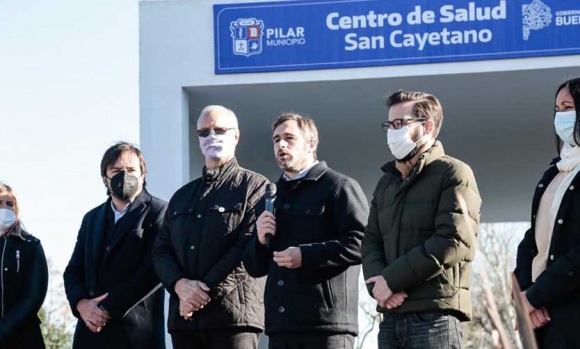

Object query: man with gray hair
[153,105,268,349]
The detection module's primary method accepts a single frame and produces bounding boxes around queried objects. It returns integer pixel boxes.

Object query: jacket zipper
[16,250,20,273]
[1,237,6,318]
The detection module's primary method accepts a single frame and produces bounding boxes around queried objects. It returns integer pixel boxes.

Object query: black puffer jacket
[153,158,267,332]
[0,234,48,348]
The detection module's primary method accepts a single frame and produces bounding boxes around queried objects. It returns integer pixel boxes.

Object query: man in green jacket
[362,90,481,349]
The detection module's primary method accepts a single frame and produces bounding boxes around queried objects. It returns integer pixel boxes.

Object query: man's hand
[174,279,211,311]
[366,275,394,308]
[179,299,197,320]
[385,292,408,309]
[257,211,276,245]
[76,293,111,333]
[273,247,302,268]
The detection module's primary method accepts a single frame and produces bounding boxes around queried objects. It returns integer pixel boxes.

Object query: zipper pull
[16,250,20,273]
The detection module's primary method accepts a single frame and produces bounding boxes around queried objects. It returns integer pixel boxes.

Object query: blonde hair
[0,183,29,239]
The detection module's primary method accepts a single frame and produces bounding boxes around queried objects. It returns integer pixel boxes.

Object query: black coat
[64,189,167,349]
[0,234,48,349]
[153,158,267,332]
[515,158,580,348]
[243,161,369,336]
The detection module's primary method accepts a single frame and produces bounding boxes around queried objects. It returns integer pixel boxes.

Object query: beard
[277,156,295,172]
[277,153,307,173]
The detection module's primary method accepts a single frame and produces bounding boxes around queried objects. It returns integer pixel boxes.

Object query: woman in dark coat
[515,77,580,348]
[0,183,49,349]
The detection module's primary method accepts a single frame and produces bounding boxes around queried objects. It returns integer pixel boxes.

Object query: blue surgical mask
[554,111,578,146]
[0,209,16,233]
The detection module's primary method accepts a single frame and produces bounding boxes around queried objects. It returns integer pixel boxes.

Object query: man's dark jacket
[64,189,167,349]
[362,142,481,321]
[153,158,267,332]
[515,158,580,348]
[243,161,369,336]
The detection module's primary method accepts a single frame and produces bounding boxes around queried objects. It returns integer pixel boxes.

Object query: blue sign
[214,0,580,74]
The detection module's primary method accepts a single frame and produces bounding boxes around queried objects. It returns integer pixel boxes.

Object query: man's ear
[424,119,435,135]
[234,129,240,144]
[308,139,317,153]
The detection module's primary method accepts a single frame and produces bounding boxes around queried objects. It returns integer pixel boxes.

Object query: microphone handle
[264,198,275,246]
[265,200,274,213]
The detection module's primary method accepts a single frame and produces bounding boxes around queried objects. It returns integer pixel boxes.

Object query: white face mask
[0,209,17,233]
[554,110,578,146]
[387,126,420,160]
[199,131,236,160]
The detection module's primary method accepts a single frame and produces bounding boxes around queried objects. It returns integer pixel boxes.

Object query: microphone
[264,183,277,246]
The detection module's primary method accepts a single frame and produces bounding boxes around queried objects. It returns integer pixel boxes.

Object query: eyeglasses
[381,118,426,132]
[196,127,236,137]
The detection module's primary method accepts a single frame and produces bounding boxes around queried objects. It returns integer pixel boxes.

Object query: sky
[0,0,139,273]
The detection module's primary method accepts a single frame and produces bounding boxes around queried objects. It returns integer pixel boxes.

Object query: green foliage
[39,307,73,349]
[38,259,76,349]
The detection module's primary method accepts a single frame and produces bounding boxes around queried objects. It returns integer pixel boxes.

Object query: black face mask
[108,171,140,201]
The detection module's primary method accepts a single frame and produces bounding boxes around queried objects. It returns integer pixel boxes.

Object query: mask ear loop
[103,176,111,190]
[396,135,420,163]
[103,175,116,197]
[395,120,426,163]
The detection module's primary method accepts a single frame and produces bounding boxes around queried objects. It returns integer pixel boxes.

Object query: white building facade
[140,1,579,345]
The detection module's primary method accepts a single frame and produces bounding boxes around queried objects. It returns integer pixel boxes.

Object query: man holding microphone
[243,112,369,349]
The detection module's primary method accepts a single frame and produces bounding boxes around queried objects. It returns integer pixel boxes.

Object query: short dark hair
[385,90,444,137]
[100,141,147,178]
[272,112,319,160]
[555,77,580,151]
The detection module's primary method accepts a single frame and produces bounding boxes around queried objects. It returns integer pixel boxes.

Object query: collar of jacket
[202,157,239,183]
[381,141,445,177]
[537,156,564,187]
[279,161,329,183]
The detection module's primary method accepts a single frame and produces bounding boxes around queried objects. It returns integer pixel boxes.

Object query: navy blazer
[64,189,167,349]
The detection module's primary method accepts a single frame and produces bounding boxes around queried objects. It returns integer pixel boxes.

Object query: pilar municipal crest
[230,18,264,57]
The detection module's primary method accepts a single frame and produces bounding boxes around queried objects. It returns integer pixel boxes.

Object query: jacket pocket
[235,272,247,305]
[131,229,144,239]
[291,204,325,217]
[209,203,243,234]
[291,204,326,241]
[322,280,335,309]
